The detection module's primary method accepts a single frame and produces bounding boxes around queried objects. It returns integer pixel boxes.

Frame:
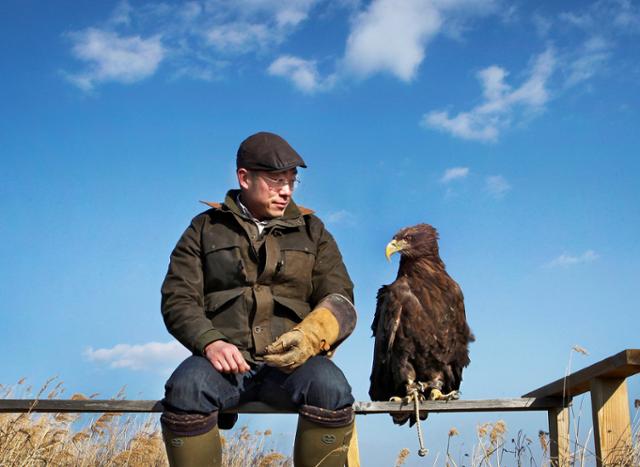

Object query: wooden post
[548,406,570,467]
[590,377,632,466]
[346,421,360,467]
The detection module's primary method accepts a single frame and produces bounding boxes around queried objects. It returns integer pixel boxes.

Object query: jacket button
[254,326,263,333]
[254,284,261,291]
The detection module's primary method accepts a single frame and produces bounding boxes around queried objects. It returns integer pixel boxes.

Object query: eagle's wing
[369,284,393,401]
[369,278,421,401]
[440,280,473,390]
[414,274,473,393]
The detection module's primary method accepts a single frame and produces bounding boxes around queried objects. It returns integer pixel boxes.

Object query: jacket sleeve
[161,214,228,354]
[308,217,357,344]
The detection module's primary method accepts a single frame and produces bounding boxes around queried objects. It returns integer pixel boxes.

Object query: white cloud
[564,36,611,87]
[440,167,469,183]
[485,175,511,198]
[84,340,190,373]
[546,250,599,268]
[422,48,556,142]
[325,209,356,225]
[559,11,593,29]
[205,22,273,53]
[561,0,640,35]
[109,0,133,26]
[343,0,442,81]
[555,0,640,90]
[342,0,495,81]
[275,5,315,27]
[613,0,640,30]
[64,0,326,90]
[66,28,164,91]
[532,13,552,38]
[221,0,320,27]
[268,55,335,93]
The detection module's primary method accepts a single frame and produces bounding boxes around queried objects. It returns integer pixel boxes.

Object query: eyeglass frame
[250,170,301,191]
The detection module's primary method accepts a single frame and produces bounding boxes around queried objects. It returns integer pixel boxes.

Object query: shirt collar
[236,194,269,233]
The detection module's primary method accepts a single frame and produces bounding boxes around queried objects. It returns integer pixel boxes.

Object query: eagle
[369,223,474,426]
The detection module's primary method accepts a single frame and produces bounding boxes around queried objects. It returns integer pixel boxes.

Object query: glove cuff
[296,294,357,352]
[296,307,338,352]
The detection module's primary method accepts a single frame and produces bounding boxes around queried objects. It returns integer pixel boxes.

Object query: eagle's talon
[429,388,460,401]
[447,390,460,400]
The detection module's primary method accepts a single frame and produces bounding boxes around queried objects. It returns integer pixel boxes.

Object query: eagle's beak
[385,239,406,261]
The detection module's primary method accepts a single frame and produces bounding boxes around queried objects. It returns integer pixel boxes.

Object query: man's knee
[163,355,238,414]
[286,356,354,410]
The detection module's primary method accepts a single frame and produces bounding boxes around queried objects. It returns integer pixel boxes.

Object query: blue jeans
[163,355,354,417]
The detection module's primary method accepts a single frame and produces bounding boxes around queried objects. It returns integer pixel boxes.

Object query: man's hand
[204,341,251,374]
[263,303,345,373]
[263,329,313,373]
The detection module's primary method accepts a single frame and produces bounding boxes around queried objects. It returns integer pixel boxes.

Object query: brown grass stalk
[1,379,289,467]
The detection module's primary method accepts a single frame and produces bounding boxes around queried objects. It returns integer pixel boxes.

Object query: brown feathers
[369,224,475,425]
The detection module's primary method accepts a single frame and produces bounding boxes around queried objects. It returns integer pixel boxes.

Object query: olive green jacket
[161,190,355,363]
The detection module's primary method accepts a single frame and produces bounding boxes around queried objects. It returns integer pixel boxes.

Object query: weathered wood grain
[548,406,570,467]
[590,377,633,467]
[0,397,564,414]
[346,422,360,467]
[523,349,640,398]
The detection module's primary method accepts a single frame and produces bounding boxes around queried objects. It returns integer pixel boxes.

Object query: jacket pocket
[271,296,311,339]
[277,247,315,298]
[204,288,251,349]
[273,296,311,320]
[204,287,246,313]
[203,241,247,290]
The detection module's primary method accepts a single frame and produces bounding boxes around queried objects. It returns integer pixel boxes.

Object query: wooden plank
[0,399,165,413]
[0,400,279,414]
[0,397,564,414]
[523,349,640,398]
[547,406,570,467]
[590,377,633,467]
[354,398,564,413]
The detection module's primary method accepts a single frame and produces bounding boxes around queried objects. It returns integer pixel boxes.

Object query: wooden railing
[524,349,640,466]
[2,349,638,467]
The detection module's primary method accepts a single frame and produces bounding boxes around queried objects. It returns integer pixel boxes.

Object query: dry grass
[0,378,289,467]
[394,402,639,467]
[432,407,640,467]
[2,372,638,466]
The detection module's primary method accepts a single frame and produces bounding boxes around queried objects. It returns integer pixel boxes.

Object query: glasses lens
[259,173,299,190]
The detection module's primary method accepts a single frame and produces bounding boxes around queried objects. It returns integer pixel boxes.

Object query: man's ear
[237,168,251,190]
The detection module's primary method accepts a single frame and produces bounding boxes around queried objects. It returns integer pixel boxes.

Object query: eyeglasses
[254,172,301,191]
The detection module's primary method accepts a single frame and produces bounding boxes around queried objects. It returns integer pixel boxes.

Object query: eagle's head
[385,223,440,261]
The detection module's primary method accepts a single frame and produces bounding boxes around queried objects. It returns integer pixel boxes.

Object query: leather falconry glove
[263,294,356,373]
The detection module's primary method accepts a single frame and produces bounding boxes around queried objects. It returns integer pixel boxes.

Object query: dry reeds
[439,407,640,467]
[0,378,289,467]
[2,375,638,466]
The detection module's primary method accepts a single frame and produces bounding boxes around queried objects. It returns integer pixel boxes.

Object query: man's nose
[279,183,293,196]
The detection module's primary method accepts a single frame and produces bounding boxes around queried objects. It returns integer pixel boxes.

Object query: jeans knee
[287,356,354,410]
[163,356,237,414]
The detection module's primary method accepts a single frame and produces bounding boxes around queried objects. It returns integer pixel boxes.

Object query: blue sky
[2,0,639,464]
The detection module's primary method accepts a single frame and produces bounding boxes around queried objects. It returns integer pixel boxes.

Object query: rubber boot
[162,423,222,467]
[293,416,354,467]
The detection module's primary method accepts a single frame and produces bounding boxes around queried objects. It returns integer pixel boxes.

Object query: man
[160,132,357,466]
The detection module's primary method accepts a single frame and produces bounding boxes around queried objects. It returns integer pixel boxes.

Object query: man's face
[237,168,298,220]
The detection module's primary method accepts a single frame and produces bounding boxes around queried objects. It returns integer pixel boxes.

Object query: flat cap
[236,132,307,171]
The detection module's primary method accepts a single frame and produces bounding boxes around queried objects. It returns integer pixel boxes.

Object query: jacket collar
[200,190,313,228]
